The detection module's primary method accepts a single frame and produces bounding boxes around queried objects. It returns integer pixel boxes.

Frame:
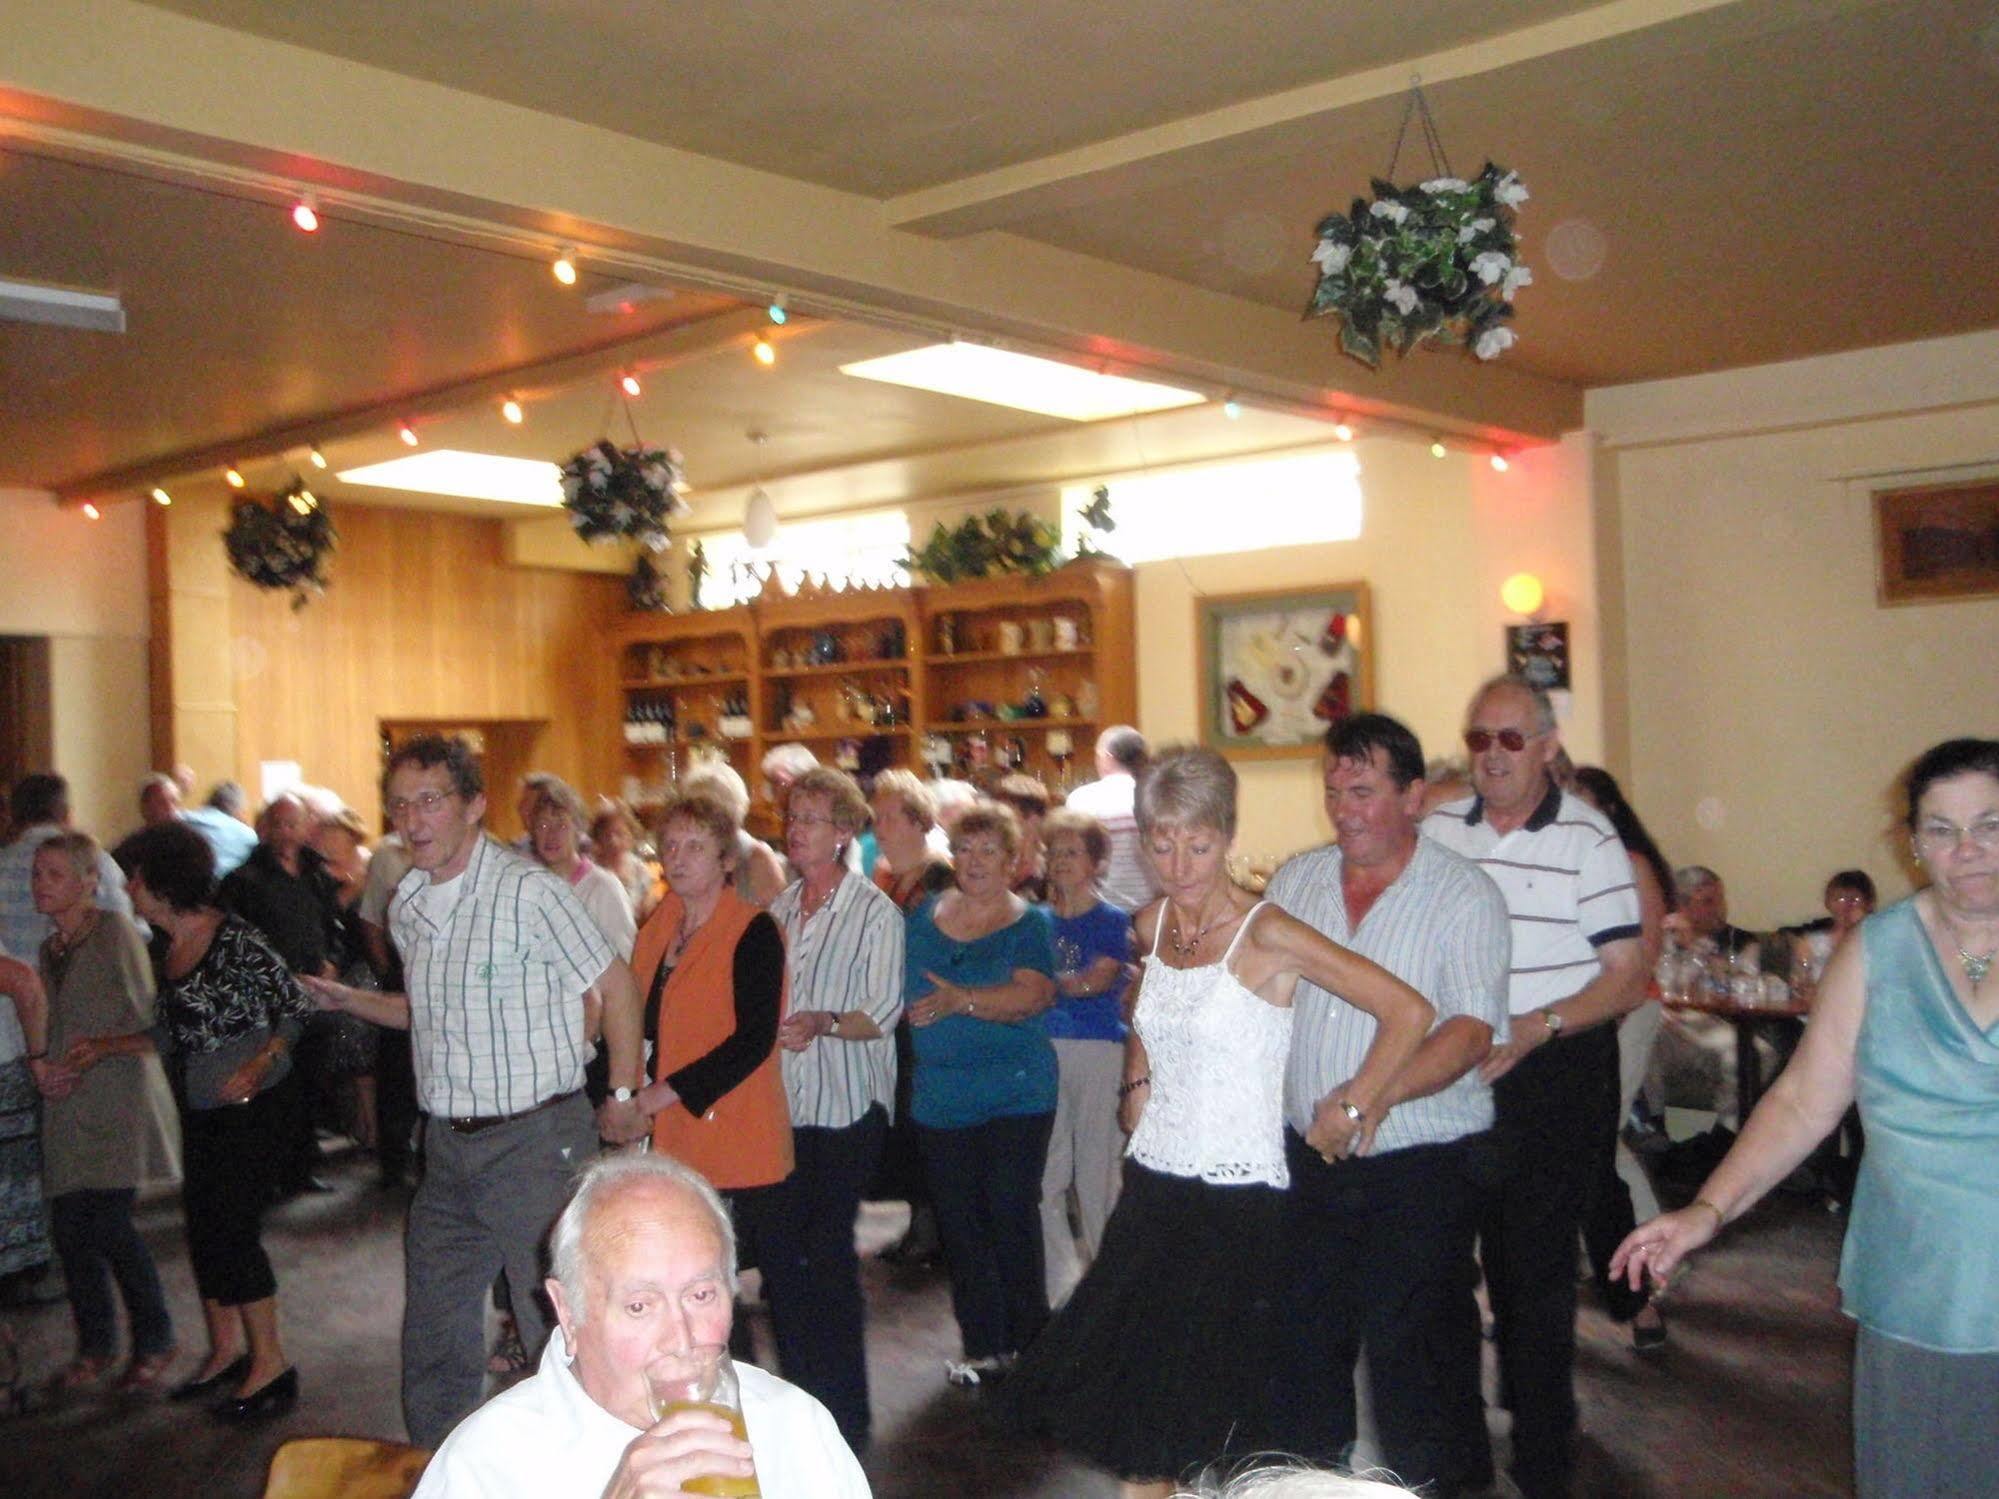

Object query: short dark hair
[1904,738,1999,829]
[1324,713,1425,791]
[1825,868,1877,905]
[120,820,217,912]
[9,772,67,829]
[384,734,484,803]
[1099,726,1148,773]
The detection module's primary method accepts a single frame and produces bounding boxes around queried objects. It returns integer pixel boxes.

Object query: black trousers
[181,1071,296,1305]
[1277,1130,1494,1496]
[919,1111,1054,1360]
[1481,1024,1621,1499]
[770,1107,887,1451]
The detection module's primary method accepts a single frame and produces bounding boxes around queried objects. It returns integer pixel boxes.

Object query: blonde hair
[871,768,937,831]
[1136,745,1238,838]
[680,762,751,828]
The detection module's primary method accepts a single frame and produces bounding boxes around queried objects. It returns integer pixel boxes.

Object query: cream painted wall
[1589,331,1999,929]
[1130,436,1601,863]
[0,488,152,835]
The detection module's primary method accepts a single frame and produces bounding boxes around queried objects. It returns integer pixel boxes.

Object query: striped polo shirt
[1272,834,1511,1152]
[769,871,906,1129]
[1422,782,1641,1016]
[390,833,614,1117]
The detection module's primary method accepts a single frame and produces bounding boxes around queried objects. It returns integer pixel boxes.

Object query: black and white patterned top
[149,915,314,1057]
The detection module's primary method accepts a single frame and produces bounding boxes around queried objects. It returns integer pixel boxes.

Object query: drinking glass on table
[643,1350,761,1497]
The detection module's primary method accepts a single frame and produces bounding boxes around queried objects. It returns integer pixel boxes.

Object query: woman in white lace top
[1002,746,1432,1497]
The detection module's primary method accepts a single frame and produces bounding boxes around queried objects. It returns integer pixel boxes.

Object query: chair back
[262,1437,431,1499]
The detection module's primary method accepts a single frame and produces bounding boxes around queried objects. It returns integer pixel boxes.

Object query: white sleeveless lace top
[1126,902,1293,1189]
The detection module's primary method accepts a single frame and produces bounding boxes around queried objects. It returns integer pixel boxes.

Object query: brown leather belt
[443,1088,583,1136]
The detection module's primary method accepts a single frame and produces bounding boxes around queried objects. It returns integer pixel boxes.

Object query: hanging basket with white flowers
[223,476,336,609]
[1306,161,1531,367]
[559,439,690,552]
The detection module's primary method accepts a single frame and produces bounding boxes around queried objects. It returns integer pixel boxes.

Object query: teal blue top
[1838,898,1999,1352]
[906,900,1057,1129]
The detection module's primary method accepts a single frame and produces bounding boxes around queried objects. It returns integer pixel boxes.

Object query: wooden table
[1663,991,1810,1127]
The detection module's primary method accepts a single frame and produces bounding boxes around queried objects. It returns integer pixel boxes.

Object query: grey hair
[1673,864,1721,897]
[1175,1463,1421,1499]
[548,1153,738,1325]
[206,780,247,815]
[681,762,751,827]
[1470,673,1556,734]
[1136,745,1238,839]
[760,743,819,783]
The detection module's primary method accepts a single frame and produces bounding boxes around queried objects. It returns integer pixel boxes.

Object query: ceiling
[4,0,1998,519]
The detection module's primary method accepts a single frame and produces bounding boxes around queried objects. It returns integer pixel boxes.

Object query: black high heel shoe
[213,1366,298,1423]
[169,1354,251,1403]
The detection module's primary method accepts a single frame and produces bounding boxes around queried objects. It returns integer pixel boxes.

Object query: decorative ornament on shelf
[1305,80,1530,368]
[559,438,689,552]
[1074,484,1117,558]
[627,552,671,613]
[903,507,1061,583]
[687,538,709,611]
[223,476,336,609]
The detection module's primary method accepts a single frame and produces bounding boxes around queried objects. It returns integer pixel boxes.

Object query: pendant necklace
[1939,908,1995,987]
[1168,899,1235,962]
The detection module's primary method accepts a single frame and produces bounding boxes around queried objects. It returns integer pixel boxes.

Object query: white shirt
[415,1337,871,1499]
[1270,835,1510,1151]
[389,835,614,1117]
[769,873,905,1129]
[1066,772,1157,913]
[1423,784,1641,1015]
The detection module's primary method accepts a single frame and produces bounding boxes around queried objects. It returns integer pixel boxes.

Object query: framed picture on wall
[1195,583,1373,759]
[1874,476,1999,605]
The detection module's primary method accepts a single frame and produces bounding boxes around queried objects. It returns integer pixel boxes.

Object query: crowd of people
[1,704,1993,1499]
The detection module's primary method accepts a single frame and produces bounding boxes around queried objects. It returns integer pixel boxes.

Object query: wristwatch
[612,1086,637,1104]
[1540,1007,1565,1038]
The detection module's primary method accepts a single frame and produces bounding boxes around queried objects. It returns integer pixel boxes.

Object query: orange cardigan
[634,887,793,1190]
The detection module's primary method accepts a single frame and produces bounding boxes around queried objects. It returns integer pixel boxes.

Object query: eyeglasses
[1464,728,1542,754]
[785,812,835,828]
[386,790,457,819]
[1914,816,1999,855]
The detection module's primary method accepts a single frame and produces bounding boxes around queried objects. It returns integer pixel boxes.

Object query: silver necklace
[1939,909,1996,986]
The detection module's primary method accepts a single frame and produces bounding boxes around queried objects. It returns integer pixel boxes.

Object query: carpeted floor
[0,1143,1854,1497]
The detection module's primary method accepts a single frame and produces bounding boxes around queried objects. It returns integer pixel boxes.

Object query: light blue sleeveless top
[1838,899,1999,1351]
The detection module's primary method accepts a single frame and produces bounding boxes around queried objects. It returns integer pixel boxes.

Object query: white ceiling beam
[883,0,1754,237]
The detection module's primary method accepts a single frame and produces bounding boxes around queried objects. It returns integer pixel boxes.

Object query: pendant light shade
[743,486,779,549]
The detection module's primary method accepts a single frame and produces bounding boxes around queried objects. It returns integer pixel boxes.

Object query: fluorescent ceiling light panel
[336,450,563,506]
[839,343,1204,421]
[0,275,126,333]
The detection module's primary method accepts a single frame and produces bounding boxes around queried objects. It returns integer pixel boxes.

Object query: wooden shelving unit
[610,559,1134,822]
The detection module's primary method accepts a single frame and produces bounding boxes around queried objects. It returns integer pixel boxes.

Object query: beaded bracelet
[1116,1075,1151,1099]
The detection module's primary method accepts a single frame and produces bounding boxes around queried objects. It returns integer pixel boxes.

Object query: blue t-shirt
[1038,900,1132,1043]
[906,900,1058,1129]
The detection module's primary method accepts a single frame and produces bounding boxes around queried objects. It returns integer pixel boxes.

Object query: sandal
[57,1356,113,1391]
[119,1347,179,1392]
[486,1324,528,1375]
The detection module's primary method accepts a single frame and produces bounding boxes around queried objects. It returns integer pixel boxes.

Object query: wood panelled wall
[222,505,626,831]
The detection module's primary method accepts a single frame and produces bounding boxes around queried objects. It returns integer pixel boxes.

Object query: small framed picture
[1505,621,1570,692]
[1874,476,1999,606]
[1194,583,1373,760]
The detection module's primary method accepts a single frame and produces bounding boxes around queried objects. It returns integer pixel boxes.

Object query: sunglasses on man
[1463,728,1543,753]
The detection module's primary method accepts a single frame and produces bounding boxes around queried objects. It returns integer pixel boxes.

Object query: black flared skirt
[995,1157,1285,1483]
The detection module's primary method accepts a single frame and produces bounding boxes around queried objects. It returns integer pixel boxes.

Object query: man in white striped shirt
[1423,676,1645,1499]
[306,736,646,1449]
[1267,712,1510,1498]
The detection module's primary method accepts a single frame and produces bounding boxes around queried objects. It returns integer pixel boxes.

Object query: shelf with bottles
[922,716,1097,734]
[761,658,912,683]
[764,673,915,743]
[923,609,1090,662]
[765,726,916,745]
[621,683,755,753]
[760,615,911,676]
[618,670,750,692]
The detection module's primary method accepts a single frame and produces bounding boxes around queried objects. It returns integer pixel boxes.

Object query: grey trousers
[401,1093,597,1449]
[1854,1325,1999,1499]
